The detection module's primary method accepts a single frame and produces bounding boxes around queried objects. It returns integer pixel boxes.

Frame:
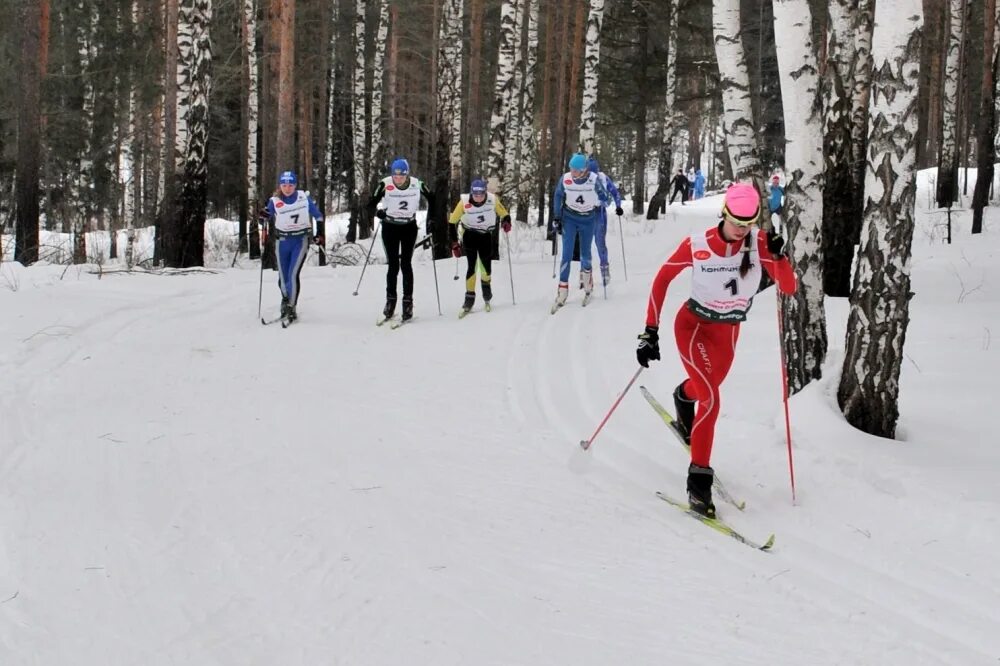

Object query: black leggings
[381,220,418,299]
[462,227,494,288]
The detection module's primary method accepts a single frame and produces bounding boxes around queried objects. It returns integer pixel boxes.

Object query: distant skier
[264,170,324,322]
[768,174,785,231]
[447,178,511,314]
[366,157,437,322]
[587,156,624,286]
[635,182,797,518]
[669,169,689,206]
[551,153,609,309]
[693,168,706,200]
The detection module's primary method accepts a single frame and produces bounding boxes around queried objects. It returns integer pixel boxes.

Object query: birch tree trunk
[503,0,523,196]
[712,0,762,185]
[15,0,46,265]
[516,0,539,222]
[432,0,464,256]
[369,0,389,178]
[937,0,966,209]
[325,0,340,213]
[159,0,179,265]
[773,0,826,393]
[838,0,923,438]
[577,0,605,155]
[241,0,260,258]
[849,0,875,225]
[123,0,140,265]
[486,0,518,190]
[74,3,98,262]
[172,0,213,267]
[971,0,999,234]
[349,0,368,240]
[646,0,678,219]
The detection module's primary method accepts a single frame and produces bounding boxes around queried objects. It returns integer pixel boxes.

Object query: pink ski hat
[722,182,761,226]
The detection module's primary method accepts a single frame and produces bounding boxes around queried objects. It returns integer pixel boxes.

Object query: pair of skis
[551,291,593,314]
[376,315,412,329]
[459,302,492,319]
[261,314,295,328]
[640,385,774,552]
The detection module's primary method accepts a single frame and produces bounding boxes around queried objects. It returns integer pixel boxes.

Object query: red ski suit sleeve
[644,228,797,328]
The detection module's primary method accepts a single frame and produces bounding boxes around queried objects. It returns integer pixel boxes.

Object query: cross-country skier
[635,182,798,518]
[447,178,511,315]
[551,153,609,309]
[669,169,689,206]
[366,157,437,322]
[587,156,624,286]
[264,170,324,322]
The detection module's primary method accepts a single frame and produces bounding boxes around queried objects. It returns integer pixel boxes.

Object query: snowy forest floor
[1,179,998,664]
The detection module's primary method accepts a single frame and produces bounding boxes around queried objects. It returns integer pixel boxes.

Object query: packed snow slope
[1,188,998,665]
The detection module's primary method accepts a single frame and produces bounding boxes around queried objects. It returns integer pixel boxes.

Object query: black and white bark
[578,0,605,156]
[838,1,923,438]
[516,0,539,221]
[646,0,679,219]
[486,0,518,190]
[712,0,762,184]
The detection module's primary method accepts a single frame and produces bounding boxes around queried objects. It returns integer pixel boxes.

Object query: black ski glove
[766,229,786,258]
[615,206,624,217]
[552,218,562,235]
[375,209,387,221]
[636,326,660,368]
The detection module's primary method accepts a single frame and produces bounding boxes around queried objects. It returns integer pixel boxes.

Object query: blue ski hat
[568,153,587,171]
[278,170,297,185]
[390,157,410,175]
[470,178,487,194]
[587,156,600,173]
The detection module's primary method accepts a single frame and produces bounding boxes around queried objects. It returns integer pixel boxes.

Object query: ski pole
[430,236,442,315]
[504,229,516,305]
[257,241,265,319]
[775,294,796,503]
[453,256,460,280]
[579,366,644,451]
[352,222,380,296]
[617,213,628,281]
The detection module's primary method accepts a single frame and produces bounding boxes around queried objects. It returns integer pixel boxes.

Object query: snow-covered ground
[1,180,998,664]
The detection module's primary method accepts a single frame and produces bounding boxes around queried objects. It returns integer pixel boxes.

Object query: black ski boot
[280,297,292,319]
[687,463,716,519]
[673,382,696,444]
[462,291,476,313]
[383,297,397,319]
[482,281,492,303]
[401,297,414,321]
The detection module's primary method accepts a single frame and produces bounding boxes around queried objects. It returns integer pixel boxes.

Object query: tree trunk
[15,0,46,266]
[433,0,464,257]
[369,0,389,178]
[503,0,523,197]
[712,0,762,185]
[937,0,966,209]
[241,0,260,258]
[487,0,519,191]
[773,0,827,393]
[578,0,605,156]
[159,0,179,266]
[516,0,539,223]
[647,0,678,219]
[275,0,294,173]
[971,0,998,234]
[349,0,368,242]
[838,0,923,438]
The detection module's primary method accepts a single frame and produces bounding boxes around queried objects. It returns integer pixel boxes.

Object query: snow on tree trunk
[646,0,679,219]
[486,0,518,190]
[172,0,212,267]
[838,1,923,439]
[369,0,389,178]
[773,0,827,394]
[242,0,260,258]
[937,0,965,209]
[712,0,761,185]
[516,0,539,222]
[578,0,604,156]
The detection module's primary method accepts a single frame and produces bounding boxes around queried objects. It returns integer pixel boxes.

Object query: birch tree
[369,0,389,178]
[435,0,464,197]
[773,0,826,393]
[936,0,965,209]
[241,0,260,257]
[503,0,522,195]
[516,0,539,221]
[349,0,367,240]
[486,0,518,190]
[712,0,762,185]
[838,0,923,438]
[646,0,679,219]
[578,0,605,155]
[73,3,98,262]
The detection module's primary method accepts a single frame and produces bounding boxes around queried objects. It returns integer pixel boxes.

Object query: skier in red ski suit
[635,182,798,518]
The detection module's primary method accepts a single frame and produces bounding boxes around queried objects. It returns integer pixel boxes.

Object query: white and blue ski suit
[266,190,323,308]
[553,172,609,284]
[587,157,622,269]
